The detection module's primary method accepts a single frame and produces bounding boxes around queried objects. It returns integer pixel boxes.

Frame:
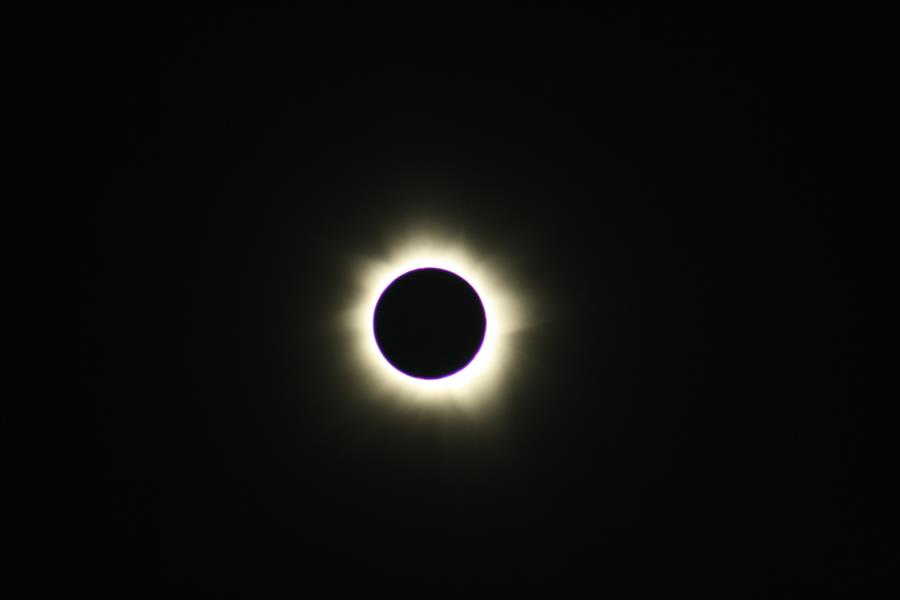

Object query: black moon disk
[373,268,487,379]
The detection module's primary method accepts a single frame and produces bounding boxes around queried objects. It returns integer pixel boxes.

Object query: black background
[16,7,894,595]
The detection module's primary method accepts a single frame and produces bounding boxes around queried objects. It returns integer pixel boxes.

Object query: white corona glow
[343,232,527,410]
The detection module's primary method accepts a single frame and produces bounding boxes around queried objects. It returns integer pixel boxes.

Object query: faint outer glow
[342,232,528,410]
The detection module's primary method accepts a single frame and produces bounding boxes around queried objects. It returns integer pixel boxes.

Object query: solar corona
[342,232,528,410]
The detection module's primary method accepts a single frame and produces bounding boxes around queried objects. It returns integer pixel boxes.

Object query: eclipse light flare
[340,231,530,411]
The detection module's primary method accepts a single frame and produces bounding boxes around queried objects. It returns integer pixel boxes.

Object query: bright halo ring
[343,234,526,409]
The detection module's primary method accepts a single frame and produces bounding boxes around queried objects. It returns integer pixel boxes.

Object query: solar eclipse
[342,229,531,410]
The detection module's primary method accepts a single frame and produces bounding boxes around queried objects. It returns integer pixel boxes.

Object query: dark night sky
[16,7,894,595]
